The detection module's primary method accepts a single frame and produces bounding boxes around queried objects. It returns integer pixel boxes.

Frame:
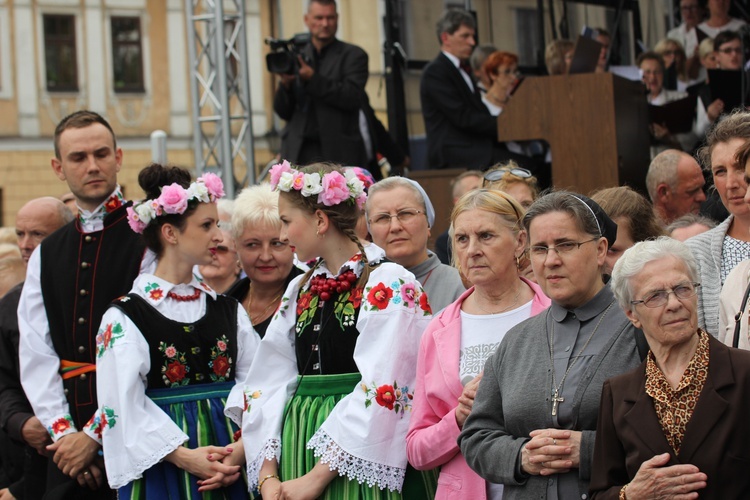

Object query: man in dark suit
[421,9,533,171]
[0,197,73,500]
[274,0,368,166]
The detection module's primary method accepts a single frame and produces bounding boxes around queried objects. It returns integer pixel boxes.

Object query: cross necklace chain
[548,301,614,417]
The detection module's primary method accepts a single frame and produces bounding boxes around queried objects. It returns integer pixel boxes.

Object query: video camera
[265,33,311,74]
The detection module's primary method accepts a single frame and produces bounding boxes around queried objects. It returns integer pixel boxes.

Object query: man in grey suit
[274,0,368,166]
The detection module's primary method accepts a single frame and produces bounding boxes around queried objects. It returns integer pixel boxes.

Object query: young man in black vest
[18,111,148,498]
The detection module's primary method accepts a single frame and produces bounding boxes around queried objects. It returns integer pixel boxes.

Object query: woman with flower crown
[237,162,433,500]
[92,164,260,498]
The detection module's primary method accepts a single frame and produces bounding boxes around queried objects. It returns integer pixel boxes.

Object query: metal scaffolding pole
[185,0,256,198]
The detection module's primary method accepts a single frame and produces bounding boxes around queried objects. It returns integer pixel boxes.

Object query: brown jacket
[590,334,750,499]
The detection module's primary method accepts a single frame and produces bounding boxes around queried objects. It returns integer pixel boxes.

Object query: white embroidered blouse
[94,273,260,489]
[237,244,433,493]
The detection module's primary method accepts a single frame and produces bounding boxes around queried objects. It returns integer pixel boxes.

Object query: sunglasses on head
[483,167,532,183]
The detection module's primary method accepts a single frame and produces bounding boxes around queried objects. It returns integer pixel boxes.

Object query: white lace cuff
[307,429,405,492]
[247,439,281,490]
[107,434,187,489]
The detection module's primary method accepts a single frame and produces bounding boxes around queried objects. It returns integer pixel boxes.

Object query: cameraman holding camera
[272,0,369,166]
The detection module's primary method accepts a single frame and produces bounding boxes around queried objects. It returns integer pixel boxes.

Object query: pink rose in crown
[158,184,189,214]
[269,160,292,189]
[318,171,350,206]
[199,173,225,200]
[126,207,147,233]
[291,172,305,191]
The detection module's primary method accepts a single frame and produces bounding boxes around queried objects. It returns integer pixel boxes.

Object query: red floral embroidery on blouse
[51,417,71,435]
[419,291,432,314]
[367,283,392,310]
[375,384,396,410]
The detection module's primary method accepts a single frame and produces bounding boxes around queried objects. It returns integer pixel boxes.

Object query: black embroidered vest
[39,204,145,427]
[112,294,239,389]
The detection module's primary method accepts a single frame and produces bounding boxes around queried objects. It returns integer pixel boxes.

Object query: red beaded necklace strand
[167,287,202,302]
[308,269,358,301]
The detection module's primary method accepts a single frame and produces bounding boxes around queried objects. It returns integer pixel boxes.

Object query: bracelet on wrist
[619,483,628,500]
[258,473,280,491]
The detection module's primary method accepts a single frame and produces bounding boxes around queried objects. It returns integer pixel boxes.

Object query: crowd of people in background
[6,0,750,499]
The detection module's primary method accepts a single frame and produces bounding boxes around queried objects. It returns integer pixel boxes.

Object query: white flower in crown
[277,171,296,191]
[344,169,365,198]
[135,203,156,224]
[187,181,210,203]
[301,172,324,197]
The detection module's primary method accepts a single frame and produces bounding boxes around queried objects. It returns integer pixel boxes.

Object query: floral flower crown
[126,173,225,234]
[269,160,367,209]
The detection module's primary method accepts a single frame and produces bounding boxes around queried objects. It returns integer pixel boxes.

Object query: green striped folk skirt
[280,373,437,500]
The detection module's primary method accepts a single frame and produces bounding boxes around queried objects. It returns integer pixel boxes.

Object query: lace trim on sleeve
[107,433,187,489]
[247,438,281,490]
[307,429,405,492]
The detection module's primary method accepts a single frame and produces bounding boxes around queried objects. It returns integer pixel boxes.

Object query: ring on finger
[553,438,557,445]
[83,471,90,476]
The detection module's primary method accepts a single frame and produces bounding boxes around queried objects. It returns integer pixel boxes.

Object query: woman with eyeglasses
[366,177,465,312]
[406,189,550,500]
[458,191,643,499]
[590,237,750,499]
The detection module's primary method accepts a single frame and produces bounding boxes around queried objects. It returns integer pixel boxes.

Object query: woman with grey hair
[458,191,642,499]
[366,177,465,311]
[590,237,750,498]
[224,184,301,337]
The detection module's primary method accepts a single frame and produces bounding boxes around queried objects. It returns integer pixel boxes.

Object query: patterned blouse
[645,329,709,454]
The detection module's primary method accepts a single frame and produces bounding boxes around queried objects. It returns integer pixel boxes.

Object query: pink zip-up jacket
[406,279,550,499]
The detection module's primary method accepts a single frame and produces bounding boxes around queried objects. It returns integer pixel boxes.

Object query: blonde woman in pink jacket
[406,189,550,499]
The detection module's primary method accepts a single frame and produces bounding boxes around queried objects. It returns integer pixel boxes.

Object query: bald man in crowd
[0,197,73,500]
[646,149,707,225]
[16,196,75,263]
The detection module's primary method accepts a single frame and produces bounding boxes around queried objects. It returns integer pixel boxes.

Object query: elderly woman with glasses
[366,177,465,312]
[590,237,750,499]
[458,191,643,499]
[406,189,550,500]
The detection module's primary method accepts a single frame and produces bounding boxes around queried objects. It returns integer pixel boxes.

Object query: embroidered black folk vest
[39,205,144,427]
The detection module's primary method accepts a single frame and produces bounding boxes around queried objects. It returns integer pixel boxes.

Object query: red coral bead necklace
[308,269,358,302]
